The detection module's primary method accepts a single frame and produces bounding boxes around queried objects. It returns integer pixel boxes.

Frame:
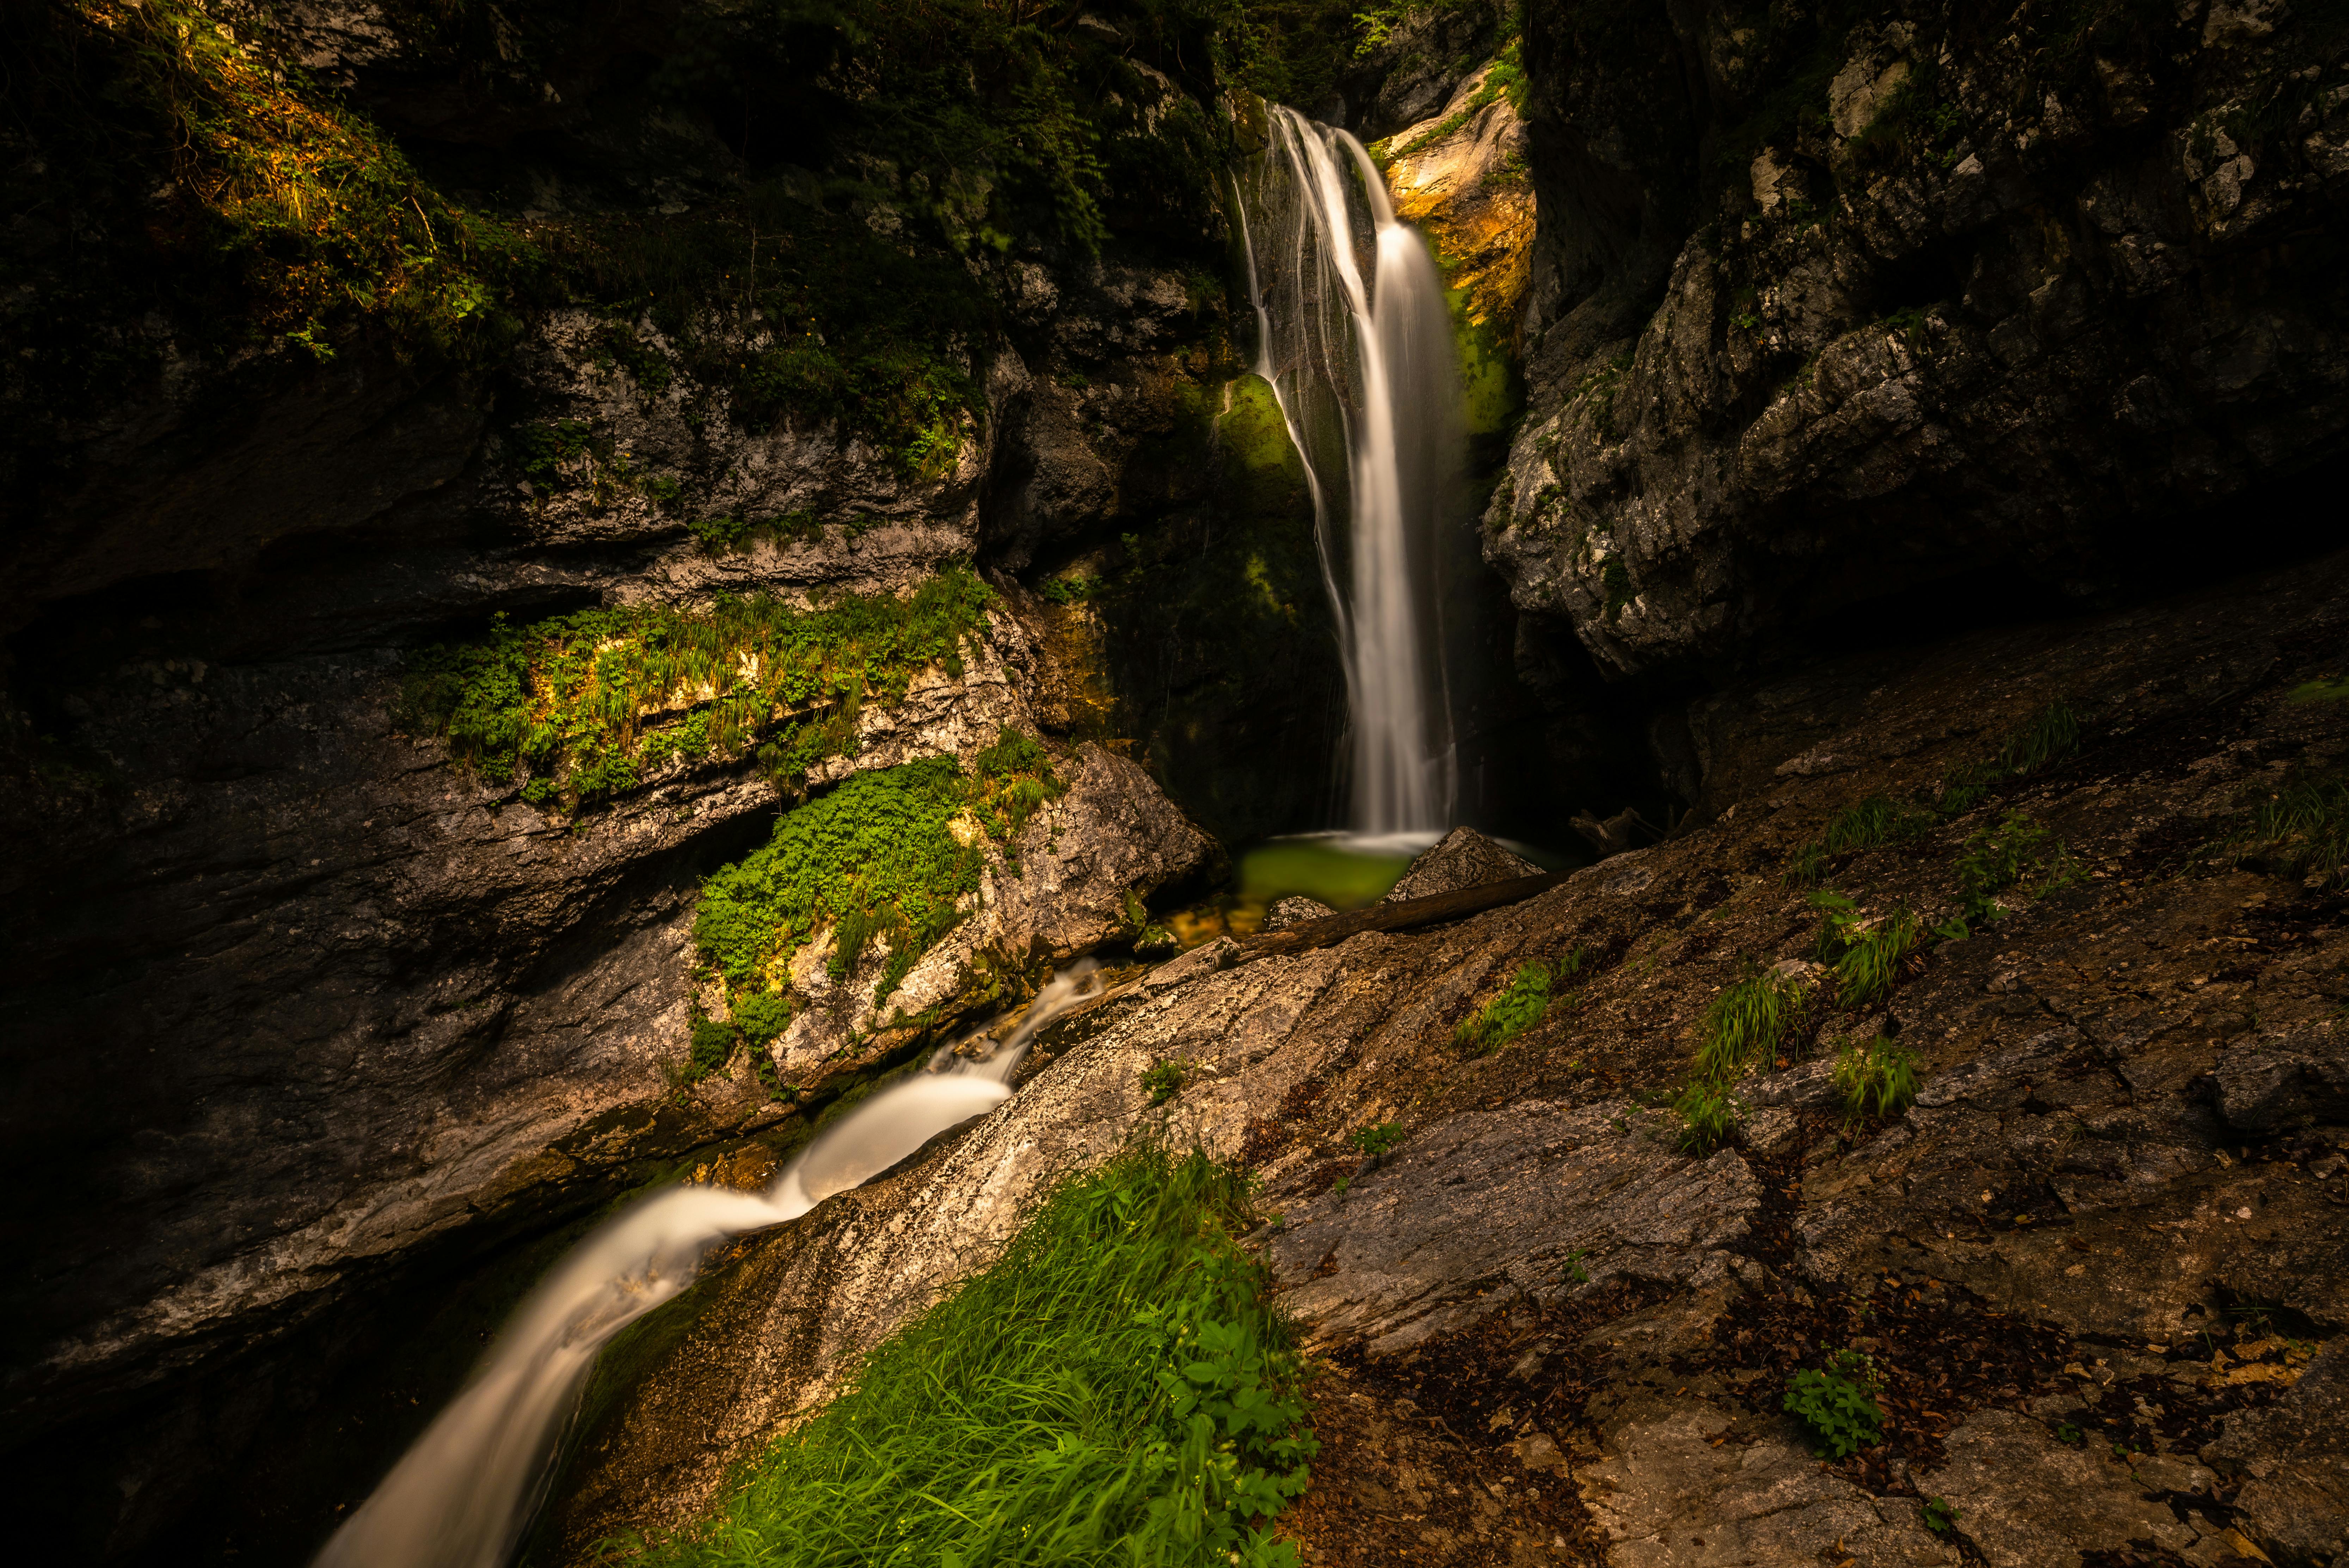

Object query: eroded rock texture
[1488,0,2349,677]
[554,547,2348,1567]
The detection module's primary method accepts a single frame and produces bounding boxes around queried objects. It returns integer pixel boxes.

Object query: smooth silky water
[312,964,1105,1568]
[1236,107,1467,836]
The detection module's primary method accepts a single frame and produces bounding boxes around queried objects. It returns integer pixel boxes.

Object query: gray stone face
[1381,826,1544,903]
[1492,0,2349,679]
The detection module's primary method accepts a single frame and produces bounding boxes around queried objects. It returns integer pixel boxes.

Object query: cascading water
[1237,106,1468,838]
[313,963,1105,1568]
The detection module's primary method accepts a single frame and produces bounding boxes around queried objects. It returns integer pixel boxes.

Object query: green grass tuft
[1143,1061,1188,1106]
[1672,1080,1743,1154]
[1692,967,1809,1083]
[1831,1035,1922,1127]
[1786,794,1933,886]
[1953,811,2078,923]
[1347,1122,1406,1157]
[622,1148,1315,1568]
[1939,699,2081,814]
[2233,766,2349,889]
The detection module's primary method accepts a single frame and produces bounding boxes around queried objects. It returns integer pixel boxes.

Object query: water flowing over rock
[1240,107,1467,834]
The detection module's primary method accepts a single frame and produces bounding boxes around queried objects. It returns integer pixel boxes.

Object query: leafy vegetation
[1454,954,1573,1054]
[1783,1348,1884,1459]
[1923,1496,1959,1534]
[397,567,994,807]
[1347,1122,1407,1157]
[1954,812,2079,924]
[691,727,1065,1071]
[1832,1035,1922,1128]
[1786,794,1935,887]
[1939,700,2081,814]
[1692,966,1810,1084]
[1674,964,1811,1151]
[1143,1061,1189,1106]
[2231,765,2349,890]
[625,1148,1315,1568]
[1810,892,1925,1007]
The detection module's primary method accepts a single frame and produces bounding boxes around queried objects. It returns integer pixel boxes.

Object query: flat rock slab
[1580,1400,1958,1567]
[1918,1408,2241,1567]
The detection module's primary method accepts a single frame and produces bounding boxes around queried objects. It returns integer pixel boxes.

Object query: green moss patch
[396,567,994,807]
[690,728,1066,1075]
[620,1148,1314,1568]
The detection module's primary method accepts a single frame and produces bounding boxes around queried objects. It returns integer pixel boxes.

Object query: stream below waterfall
[312,964,1106,1568]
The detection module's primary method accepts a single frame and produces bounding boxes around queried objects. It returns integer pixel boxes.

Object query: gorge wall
[2,1,2345,1565]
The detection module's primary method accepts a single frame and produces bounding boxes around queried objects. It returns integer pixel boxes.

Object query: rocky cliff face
[1488,0,2349,681]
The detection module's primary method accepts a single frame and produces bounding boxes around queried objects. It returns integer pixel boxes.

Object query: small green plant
[1330,1174,1352,1199]
[2231,765,2349,889]
[1832,1036,1922,1127]
[2287,675,2349,704]
[1040,574,1102,606]
[1811,892,1926,1006]
[1142,1060,1187,1106]
[1455,956,1567,1054]
[2055,1422,2084,1445]
[1954,811,2077,923]
[1693,967,1809,1082]
[624,1148,1314,1567]
[1672,1080,1743,1154]
[1939,699,2080,813]
[1348,1122,1406,1158]
[1561,1248,1591,1285]
[1923,1496,1958,1534]
[1783,1349,1885,1459]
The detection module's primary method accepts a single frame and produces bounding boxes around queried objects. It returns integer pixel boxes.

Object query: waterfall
[1237,106,1466,837]
[312,963,1105,1568]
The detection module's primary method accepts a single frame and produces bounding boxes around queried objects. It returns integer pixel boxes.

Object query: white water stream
[313,963,1105,1568]
[1237,106,1467,836]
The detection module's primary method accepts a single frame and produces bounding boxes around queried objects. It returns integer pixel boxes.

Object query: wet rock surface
[556,547,2348,1566]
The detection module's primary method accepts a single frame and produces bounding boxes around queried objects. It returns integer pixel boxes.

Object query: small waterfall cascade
[1236,105,1468,838]
[313,963,1106,1568]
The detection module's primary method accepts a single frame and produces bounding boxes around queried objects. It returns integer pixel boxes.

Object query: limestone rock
[1264,894,1337,930]
[1381,826,1542,903]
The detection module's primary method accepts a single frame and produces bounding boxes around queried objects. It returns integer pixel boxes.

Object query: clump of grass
[397,566,994,806]
[1672,965,1812,1152]
[1142,1061,1187,1106]
[2232,766,2349,889]
[1672,1080,1743,1154]
[1692,967,1810,1083]
[1832,1035,1922,1127]
[1783,1347,1884,1459]
[1348,1122,1406,1157]
[1810,892,1926,1006]
[1939,699,2080,814]
[1953,811,2079,924]
[625,1148,1316,1568]
[1785,794,1933,886]
[1455,951,1584,1054]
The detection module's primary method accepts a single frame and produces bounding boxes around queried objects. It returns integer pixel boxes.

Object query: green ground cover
[619,1148,1316,1568]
